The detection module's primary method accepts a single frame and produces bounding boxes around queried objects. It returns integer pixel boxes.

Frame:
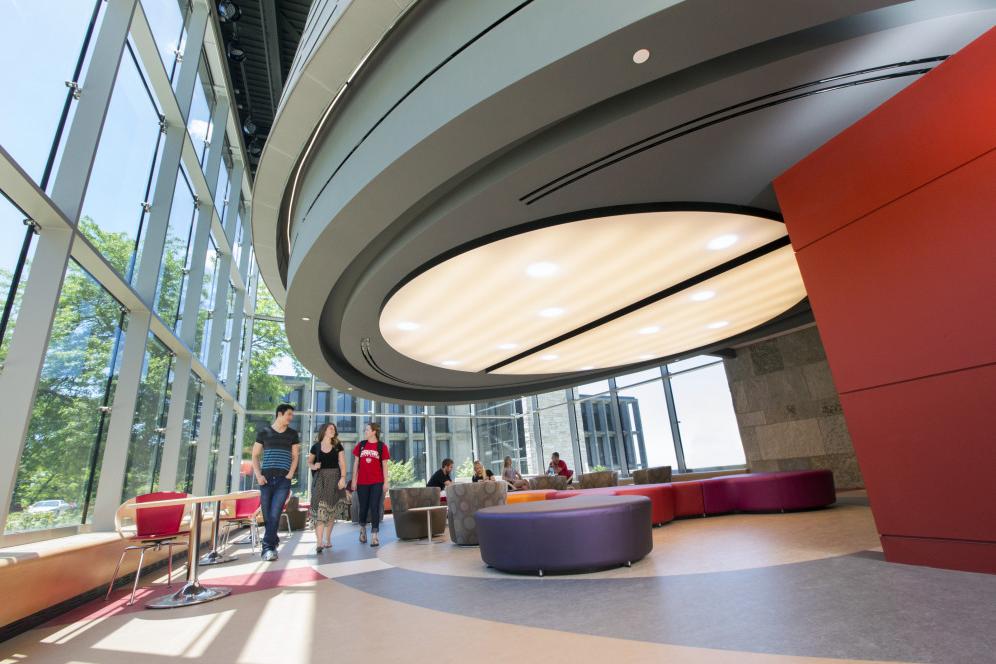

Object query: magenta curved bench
[547,470,835,517]
[730,470,836,512]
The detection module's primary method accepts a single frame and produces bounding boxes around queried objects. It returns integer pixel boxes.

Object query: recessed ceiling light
[579,365,595,371]
[396,321,420,331]
[638,326,661,335]
[638,354,655,361]
[707,234,738,250]
[347,387,353,391]
[690,290,716,301]
[632,48,650,64]
[538,307,565,318]
[442,360,461,366]
[540,354,559,361]
[301,316,311,321]
[707,321,729,329]
[526,261,558,278]
[497,342,518,350]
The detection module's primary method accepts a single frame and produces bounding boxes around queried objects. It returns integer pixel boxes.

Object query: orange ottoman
[671,481,705,517]
[506,489,557,504]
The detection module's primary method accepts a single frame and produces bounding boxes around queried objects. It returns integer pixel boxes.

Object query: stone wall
[723,326,863,489]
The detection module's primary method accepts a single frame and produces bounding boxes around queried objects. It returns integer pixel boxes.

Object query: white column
[158,354,192,490]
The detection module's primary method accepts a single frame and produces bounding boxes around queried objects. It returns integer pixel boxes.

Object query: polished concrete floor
[3,492,995,664]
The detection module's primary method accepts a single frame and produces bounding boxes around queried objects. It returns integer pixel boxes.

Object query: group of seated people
[425,452,574,492]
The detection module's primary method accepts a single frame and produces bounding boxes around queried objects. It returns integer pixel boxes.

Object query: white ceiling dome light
[380,209,804,373]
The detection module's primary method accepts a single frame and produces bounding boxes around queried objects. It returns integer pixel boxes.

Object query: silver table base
[199,499,237,566]
[145,501,230,609]
[146,581,231,609]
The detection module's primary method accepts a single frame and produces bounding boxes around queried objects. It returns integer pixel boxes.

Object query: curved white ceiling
[380,210,802,374]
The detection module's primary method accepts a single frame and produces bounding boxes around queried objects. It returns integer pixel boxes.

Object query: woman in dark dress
[308,423,350,553]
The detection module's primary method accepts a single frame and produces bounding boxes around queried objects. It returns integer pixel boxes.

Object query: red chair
[105,492,189,605]
[220,494,261,551]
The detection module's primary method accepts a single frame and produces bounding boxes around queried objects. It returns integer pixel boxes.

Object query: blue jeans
[259,472,291,552]
[356,483,383,532]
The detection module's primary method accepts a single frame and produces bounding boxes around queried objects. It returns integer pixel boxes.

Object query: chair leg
[280,512,291,537]
[128,548,148,606]
[105,548,131,601]
[166,543,175,587]
[251,520,259,551]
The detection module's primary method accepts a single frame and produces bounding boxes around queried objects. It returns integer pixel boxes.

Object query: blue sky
[0,0,193,276]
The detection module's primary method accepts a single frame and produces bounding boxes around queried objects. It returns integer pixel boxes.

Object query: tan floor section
[378,502,880,579]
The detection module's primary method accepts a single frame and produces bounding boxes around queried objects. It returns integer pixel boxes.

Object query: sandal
[316,546,323,554]
[359,528,367,544]
[371,532,379,547]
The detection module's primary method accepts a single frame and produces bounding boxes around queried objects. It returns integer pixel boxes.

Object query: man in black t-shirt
[426,458,454,491]
[252,403,300,561]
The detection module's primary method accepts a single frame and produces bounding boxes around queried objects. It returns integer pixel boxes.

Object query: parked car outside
[26,500,72,514]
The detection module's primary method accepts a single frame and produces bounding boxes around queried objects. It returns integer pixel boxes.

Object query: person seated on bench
[502,456,530,491]
[427,458,454,491]
[471,460,494,482]
[548,452,574,483]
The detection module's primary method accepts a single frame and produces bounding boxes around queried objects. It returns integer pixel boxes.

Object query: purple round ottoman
[476,495,653,575]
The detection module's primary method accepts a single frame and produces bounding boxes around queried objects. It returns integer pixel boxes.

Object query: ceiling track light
[226,39,246,63]
[243,116,257,136]
[218,1,242,22]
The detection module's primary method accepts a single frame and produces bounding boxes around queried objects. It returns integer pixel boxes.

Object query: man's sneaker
[262,549,278,562]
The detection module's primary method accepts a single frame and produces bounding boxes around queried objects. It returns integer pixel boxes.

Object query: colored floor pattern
[2,493,995,663]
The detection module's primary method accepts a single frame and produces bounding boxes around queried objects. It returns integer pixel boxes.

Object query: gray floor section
[333,526,996,663]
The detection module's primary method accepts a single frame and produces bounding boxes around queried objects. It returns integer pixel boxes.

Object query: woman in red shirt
[350,422,390,546]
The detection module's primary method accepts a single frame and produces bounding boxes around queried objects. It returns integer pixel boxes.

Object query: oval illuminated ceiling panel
[380,209,803,374]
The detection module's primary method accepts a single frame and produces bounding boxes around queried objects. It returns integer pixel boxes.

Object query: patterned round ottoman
[476,495,653,575]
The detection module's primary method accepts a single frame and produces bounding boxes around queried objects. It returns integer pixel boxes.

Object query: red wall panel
[840,364,996,542]
[775,27,996,573]
[794,148,996,393]
[776,26,996,250]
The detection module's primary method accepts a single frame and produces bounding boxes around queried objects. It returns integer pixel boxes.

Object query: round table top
[406,505,447,512]
[131,490,260,509]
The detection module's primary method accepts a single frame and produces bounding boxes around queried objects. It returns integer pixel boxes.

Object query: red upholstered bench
[546,471,835,526]
[612,484,675,525]
[551,485,675,525]
[671,481,706,517]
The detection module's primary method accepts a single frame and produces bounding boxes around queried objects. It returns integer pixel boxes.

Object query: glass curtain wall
[0,0,252,545]
[243,287,747,493]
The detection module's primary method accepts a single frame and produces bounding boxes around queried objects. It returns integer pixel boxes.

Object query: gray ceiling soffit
[255,0,996,401]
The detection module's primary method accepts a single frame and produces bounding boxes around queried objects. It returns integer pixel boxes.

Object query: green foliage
[455,457,474,478]
[592,465,608,472]
[5,508,83,533]
[120,336,173,501]
[153,227,190,324]
[241,285,309,463]
[388,458,417,486]
[7,218,130,530]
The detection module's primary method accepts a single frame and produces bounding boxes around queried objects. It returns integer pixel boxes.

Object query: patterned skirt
[311,468,351,524]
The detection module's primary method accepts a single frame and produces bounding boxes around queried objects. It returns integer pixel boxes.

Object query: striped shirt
[255,425,300,472]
